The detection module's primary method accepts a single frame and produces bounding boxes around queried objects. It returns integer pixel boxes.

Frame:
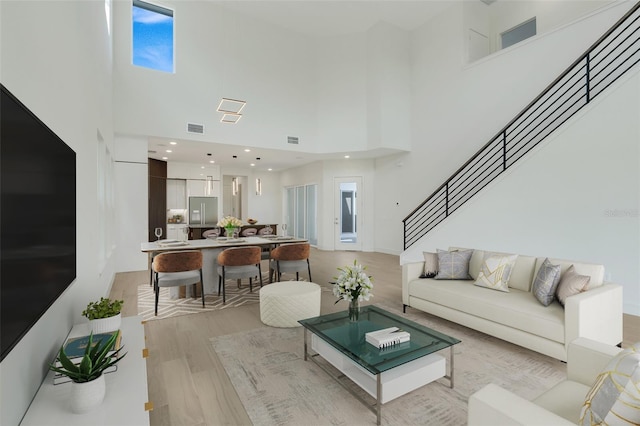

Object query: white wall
[220,165,281,224]
[281,159,375,251]
[113,1,319,154]
[401,71,640,315]
[114,136,149,272]
[0,1,115,425]
[373,1,634,255]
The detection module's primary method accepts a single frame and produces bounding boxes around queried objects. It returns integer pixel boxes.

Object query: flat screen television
[1,83,77,362]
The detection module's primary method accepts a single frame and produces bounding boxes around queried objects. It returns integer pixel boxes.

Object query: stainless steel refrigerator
[188,197,218,225]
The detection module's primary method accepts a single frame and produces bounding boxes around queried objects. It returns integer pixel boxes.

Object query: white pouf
[260,281,321,327]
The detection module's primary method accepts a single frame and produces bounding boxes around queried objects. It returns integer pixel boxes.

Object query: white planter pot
[69,374,106,413]
[89,313,121,334]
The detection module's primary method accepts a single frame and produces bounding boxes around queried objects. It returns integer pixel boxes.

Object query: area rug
[138,283,261,321]
[211,302,567,426]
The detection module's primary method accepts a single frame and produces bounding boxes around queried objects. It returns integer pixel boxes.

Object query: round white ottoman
[260,281,321,327]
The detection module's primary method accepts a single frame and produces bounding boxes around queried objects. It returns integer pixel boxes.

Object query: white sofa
[402,248,623,361]
[467,337,622,425]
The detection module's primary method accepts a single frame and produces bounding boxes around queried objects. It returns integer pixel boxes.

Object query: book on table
[52,330,122,385]
[365,327,410,349]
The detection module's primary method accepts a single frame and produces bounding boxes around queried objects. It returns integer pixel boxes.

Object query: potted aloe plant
[49,332,126,413]
[82,297,123,334]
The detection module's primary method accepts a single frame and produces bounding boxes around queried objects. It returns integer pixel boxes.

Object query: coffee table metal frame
[299,305,460,425]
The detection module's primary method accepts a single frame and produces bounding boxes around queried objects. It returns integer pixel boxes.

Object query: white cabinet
[20,316,150,426]
[187,179,222,198]
[187,179,206,197]
[167,179,186,209]
[208,180,222,197]
[167,224,187,241]
[168,161,221,180]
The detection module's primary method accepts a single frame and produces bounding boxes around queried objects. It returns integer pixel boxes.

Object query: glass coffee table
[299,305,460,425]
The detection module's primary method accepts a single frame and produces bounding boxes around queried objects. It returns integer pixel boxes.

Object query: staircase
[402,1,640,250]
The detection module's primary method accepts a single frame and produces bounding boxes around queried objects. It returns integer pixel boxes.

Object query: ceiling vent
[287,136,299,145]
[187,122,204,134]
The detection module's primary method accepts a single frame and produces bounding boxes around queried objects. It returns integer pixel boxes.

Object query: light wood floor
[109,248,639,426]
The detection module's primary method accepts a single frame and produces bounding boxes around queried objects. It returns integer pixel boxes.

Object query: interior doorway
[222,175,244,220]
[334,177,362,251]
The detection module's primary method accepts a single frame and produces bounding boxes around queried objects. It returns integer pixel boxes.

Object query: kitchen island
[141,235,306,295]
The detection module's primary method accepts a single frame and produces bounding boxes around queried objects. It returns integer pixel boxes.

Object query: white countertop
[141,236,307,253]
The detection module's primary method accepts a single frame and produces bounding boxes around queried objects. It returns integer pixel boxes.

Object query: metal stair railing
[402,1,640,250]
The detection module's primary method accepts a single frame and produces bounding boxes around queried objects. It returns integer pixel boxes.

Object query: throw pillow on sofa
[556,265,590,306]
[532,258,562,306]
[434,249,472,280]
[422,252,439,278]
[580,342,640,425]
[473,253,518,292]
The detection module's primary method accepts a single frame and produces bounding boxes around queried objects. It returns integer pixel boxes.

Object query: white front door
[334,177,362,251]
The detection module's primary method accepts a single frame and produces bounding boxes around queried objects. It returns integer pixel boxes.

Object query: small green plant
[49,332,126,383]
[82,297,123,320]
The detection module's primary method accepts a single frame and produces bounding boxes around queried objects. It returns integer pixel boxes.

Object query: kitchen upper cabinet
[187,179,206,197]
[187,179,221,197]
[168,161,221,180]
[167,179,186,209]
[208,180,221,197]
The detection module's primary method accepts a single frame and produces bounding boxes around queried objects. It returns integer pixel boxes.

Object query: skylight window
[132,0,174,73]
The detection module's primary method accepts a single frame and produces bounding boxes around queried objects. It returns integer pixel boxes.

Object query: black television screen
[1,84,77,362]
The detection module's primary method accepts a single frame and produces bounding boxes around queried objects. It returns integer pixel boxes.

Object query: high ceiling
[215,1,454,38]
[147,1,456,170]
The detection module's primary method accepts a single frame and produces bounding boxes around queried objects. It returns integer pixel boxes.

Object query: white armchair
[468,338,622,425]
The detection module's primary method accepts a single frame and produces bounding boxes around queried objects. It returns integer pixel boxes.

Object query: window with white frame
[284,184,317,245]
[132,0,174,73]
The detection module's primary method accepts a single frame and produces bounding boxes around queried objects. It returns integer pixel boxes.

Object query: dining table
[141,235,308,297]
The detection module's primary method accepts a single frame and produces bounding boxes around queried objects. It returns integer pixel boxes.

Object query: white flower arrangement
[332,260,374,303]
[217,216,243,228]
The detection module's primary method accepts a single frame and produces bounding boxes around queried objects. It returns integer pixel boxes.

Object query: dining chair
[241,227,258,237]
[217,246,263,304]
[269,243,312,283]
[258,226,274,236]
[202,228,220,239]
[152,250,204,316]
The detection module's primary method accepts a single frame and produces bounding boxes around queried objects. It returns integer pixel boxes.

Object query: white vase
[69,374,106,413]
[90,313,121,334]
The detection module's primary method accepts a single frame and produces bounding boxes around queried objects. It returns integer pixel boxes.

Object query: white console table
[20,316,150,426]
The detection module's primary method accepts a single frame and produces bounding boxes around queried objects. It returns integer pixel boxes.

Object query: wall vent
[287,136,299,144]
[187,122,204,134]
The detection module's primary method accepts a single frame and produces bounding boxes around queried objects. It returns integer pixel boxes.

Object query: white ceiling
[146,1,457,170]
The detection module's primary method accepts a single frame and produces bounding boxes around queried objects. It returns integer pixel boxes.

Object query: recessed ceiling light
[166,149,172,153]
[162,157,168,160]
[268,168,273,171]
[201,166,205,169]
[209,160,215,164]
[250,163,255,167]
[344,155,350,159]
[244,149,251,152]
[169,141,177,145]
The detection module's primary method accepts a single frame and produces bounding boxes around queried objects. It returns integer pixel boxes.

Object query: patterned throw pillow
[532,258,562,306]
[434,249,473,280]
[556,265,590,306]
[473,253,518,292]
[580,342,640,425]
[422,252,438,278]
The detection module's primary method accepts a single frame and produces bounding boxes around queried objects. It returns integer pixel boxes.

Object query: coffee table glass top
[299,305,460,375]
